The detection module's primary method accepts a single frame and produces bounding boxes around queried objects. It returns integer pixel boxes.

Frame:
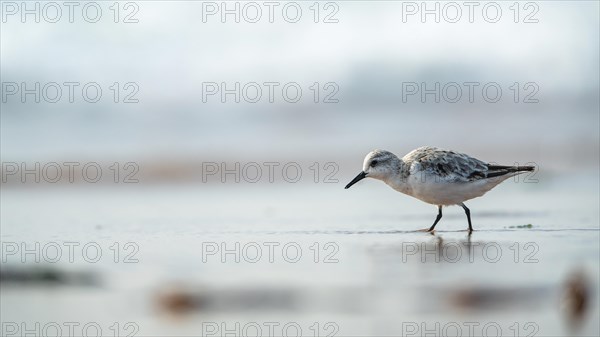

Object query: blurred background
[1,1,599,336]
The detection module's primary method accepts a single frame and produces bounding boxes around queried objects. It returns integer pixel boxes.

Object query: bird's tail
[486,164,535,178]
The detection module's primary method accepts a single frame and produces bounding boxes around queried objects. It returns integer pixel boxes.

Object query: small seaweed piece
[507,224,533,229]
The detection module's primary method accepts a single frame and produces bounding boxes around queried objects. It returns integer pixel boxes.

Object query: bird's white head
[345,150,402,189]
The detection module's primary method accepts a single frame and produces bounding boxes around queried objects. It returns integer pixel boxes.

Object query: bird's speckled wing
[403,146,489,182]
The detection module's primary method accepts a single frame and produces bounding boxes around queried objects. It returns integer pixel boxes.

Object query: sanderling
[344,146,534,232]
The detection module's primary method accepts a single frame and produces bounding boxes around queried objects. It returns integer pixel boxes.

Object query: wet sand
[1,173,598,336]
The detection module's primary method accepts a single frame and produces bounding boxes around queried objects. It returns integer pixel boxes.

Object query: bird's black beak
[345,171,367,189]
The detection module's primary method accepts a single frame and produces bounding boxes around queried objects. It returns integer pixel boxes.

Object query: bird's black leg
[428,206,443,232]
[460,203,473,233]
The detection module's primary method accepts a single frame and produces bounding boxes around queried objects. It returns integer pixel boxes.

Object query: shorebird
[344,147,534,232]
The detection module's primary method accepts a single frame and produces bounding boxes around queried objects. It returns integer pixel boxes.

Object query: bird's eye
[370,160,378,167]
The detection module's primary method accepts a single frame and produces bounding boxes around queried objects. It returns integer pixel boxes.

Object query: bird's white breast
[399,173,506,206]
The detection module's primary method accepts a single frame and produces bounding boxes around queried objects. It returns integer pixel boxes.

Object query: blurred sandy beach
[1,1,599,336]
